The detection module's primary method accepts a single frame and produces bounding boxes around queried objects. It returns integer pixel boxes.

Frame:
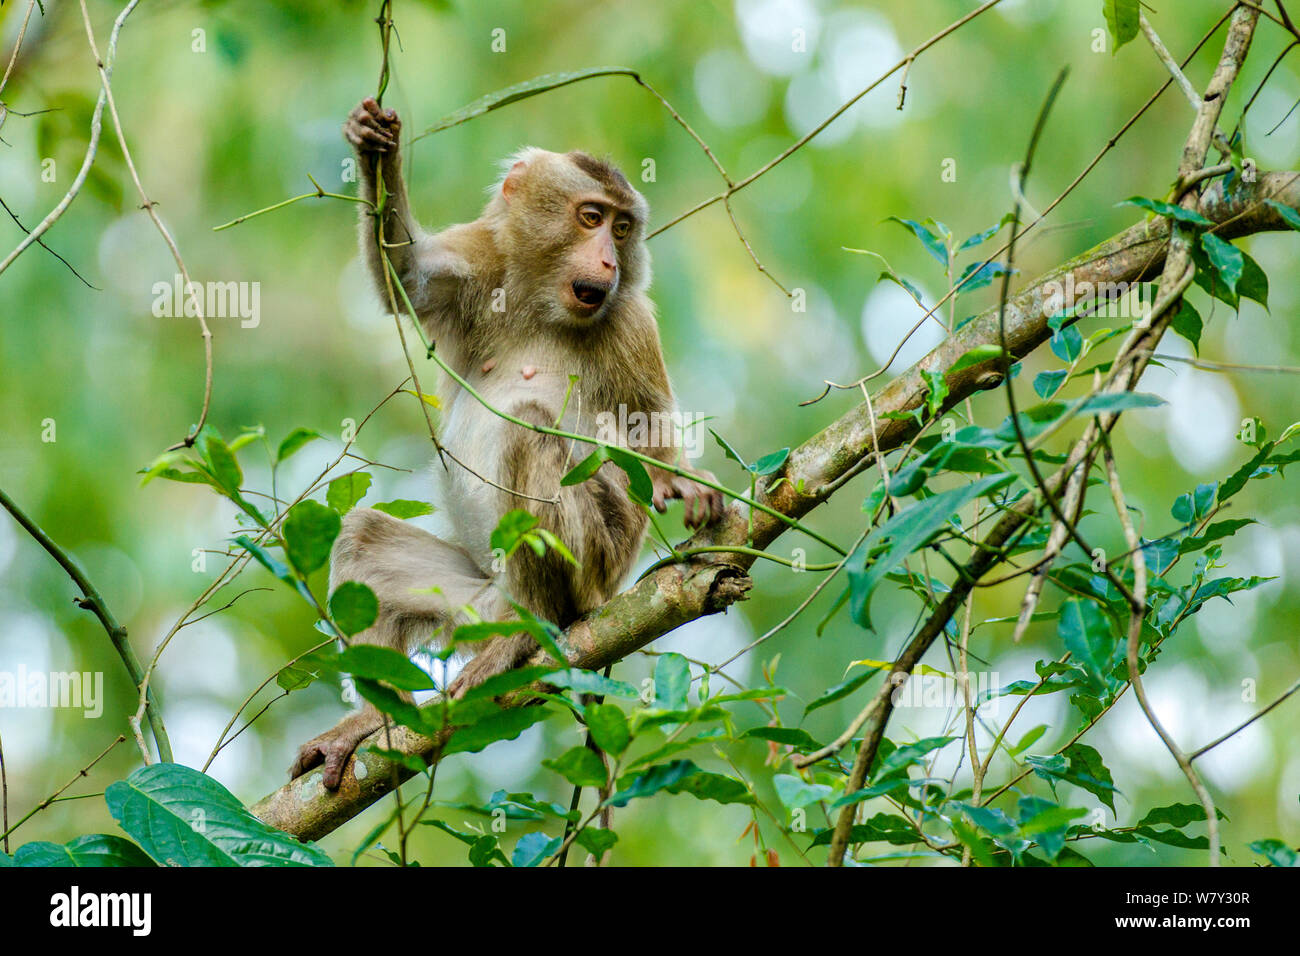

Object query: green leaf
[328,581,378,636]
[921,368,948,420]
[666,770,753,806]
[586,703,631,756]
[773,773,833,809]
[742,726,821,750]
[490,509,539,556]
[277,427,321,463]
[560,447,653,507]
[543,746,607,787]
[1178,519,1255,555]
[283,500,341,576]
[235,535,316,605]
[811,812,925,847]
[949,344,1007,374]
[456,665,555,702]
[1238,251,1269,310]
[1171,299,1203,354]
[1102,0,1141,53]
[1058,600,1116,695]
[1117,196,1213,226]
[956,214,1014,252]
[654,652,691,710]
[105,764,333,866]
[804,668,879,715]
[955,259,1014,295]
[1049,325,1083,362]
[371,499,435,519]
[13,834,156,867]
[1137,803,1228,829]
[1009,724,1049,757]
[607,760,700,807]
[749,447,791,476]
[335,645,437,691]
[511,831,562,868]
[1064,743,1118,815]
[872,736,959,780]
[886,216,948,266]
[548,669,640,699]
[1249,838,1299,867]
[575,827,618,858]
[849,473,1015,629]
[197,426,243,496]
[326,472,372,514]
[443,706,552,756]
[1200,233,1244,297]
[1033,369,1069,399]
[1264,198,1300,231]
[875,269,927,305]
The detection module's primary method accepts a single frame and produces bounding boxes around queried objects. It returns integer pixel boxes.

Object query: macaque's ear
[501,160,527,202]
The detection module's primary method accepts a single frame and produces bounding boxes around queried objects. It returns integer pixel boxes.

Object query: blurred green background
[1,0,1297,865]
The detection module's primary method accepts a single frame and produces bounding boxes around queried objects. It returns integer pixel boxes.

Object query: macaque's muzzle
[570,277,613,314]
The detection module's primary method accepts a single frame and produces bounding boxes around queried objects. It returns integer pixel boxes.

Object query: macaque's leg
[448,402,645,697]
[290,508,500,788]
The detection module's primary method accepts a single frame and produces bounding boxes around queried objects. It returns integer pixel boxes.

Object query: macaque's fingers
[288,744,323,780]
[708,488,726,523]
[682,483,704,529]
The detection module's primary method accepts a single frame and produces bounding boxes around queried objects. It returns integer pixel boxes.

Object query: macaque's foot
[289,713,382,790]
[344,97,401,154]
[652,468,726,529]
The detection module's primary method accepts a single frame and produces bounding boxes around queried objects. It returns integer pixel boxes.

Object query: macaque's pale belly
[431,358,600,571]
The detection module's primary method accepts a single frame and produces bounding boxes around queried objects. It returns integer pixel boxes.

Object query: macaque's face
[561,195,634,320]
[499,151,649,326]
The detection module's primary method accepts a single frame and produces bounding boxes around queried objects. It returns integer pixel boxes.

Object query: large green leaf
[585,703,631,756]
[276,427,321,463]
[443,706,553,756]
[543,746,607,787]
[283,500,341,575]
[326,472,372,514]
[849,473,1014,629]
[104,764,333,866]
[13,834,156,867]
[328,581,378,636]
[1102,0,1140,53]
[653,652,691,710]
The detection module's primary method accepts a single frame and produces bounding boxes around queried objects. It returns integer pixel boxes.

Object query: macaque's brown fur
[290,98,723,788]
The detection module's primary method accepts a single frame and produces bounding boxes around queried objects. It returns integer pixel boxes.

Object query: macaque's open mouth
[571,280,609,310]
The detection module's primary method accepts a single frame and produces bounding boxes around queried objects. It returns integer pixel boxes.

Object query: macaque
[290,97,724,788]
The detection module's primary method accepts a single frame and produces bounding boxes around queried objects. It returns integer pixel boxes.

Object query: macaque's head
[490,148,650,325]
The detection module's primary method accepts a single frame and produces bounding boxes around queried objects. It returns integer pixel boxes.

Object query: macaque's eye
[577,204,603,228]
[611,218,631,241]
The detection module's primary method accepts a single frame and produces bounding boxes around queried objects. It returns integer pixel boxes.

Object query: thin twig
[76,0,215,451]
[0,486,171,762]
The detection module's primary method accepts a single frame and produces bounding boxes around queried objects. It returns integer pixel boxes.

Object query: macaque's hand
[344,97,401,155]
[652,468,726,529]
